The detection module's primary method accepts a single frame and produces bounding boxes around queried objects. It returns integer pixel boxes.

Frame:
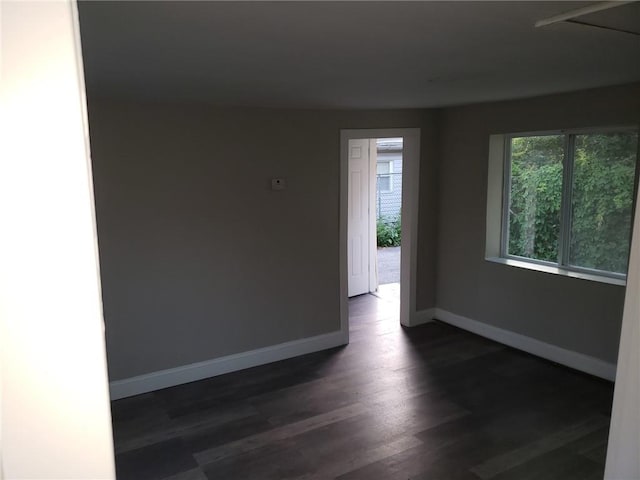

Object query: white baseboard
[434,308,616,381]
[109,330,348,400]
[110,309,616,399]
[406,308,436,327]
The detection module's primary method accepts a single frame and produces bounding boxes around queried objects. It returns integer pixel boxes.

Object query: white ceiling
[78,1,640,109]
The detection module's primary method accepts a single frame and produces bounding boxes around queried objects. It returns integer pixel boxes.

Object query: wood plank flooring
[111,292,613,479]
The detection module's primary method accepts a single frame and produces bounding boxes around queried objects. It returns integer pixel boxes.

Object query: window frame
[377,159,394,193]
[499,125,639,282]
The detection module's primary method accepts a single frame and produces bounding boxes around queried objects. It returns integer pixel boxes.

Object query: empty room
[3,1,640,479]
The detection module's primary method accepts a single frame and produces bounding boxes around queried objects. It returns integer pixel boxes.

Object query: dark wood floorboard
[111,294,613,479]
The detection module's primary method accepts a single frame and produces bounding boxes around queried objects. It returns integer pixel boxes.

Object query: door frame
[368,138,379,293]
[340,128,421,339]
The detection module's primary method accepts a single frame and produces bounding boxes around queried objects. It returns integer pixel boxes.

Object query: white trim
[486,134,505,259]
[486,256,626,287]
[369,139,379,293]
[109,330,347,400]
[399,130,421,327]
[407,308,436,327]
[340,128,421,330]
[434,308,617,381]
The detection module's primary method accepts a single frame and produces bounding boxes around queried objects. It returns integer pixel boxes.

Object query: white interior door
[348,139,370,297]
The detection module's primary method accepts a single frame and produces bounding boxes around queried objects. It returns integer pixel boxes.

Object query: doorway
[339,128,420,337]
[346,137,403,297]
[373,137,403,302]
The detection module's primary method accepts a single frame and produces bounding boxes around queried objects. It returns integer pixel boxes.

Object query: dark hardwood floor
[111,292,613,479]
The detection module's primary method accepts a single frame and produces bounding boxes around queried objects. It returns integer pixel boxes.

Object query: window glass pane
[377,161,391,175]
[378,175,391,192]
[569,132,638,274]
[507,135,564,262]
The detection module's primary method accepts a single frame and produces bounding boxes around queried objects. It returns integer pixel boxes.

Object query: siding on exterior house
[376,138,403,221]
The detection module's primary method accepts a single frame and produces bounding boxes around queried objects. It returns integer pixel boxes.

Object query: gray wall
[434,83,640,364]
[88,100,437,380]
[90,83,637,382]
[416,112,441,311]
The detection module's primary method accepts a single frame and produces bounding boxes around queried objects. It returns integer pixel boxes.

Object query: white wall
[0,1,115,478]
[605,185,640,478]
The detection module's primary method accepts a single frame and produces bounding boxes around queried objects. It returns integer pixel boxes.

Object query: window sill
[485,257,626,287]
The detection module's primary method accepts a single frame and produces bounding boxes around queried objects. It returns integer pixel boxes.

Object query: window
[502,129,638,278]
[377,160,393,192]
